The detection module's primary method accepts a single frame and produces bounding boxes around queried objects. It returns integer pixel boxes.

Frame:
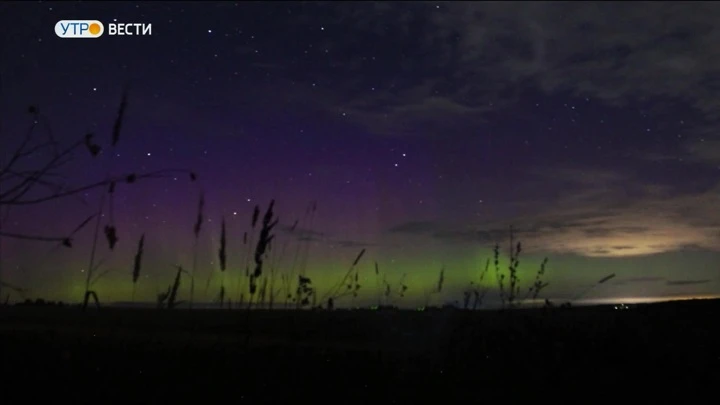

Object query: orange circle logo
[89,23,101,35]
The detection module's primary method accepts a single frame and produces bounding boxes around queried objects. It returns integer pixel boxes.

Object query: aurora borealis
[2,2,720,307]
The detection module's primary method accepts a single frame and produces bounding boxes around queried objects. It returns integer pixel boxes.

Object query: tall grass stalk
[374,261,381,306]
[247,200,277,311]
[390,273,408,306]
[571,273,615,304]
[506,226,523,307]
[82,191,107,310]
[492,227,551,309]
[268,219,297,309]
[240,205,260,305]
[167,266,183,309]
[321,248,365,306]
[295,201,317,301]
[131,233,145,302]
[286,209,305,307]
[218,217,227,307]
[469,258,490,310]
[189,192,205,309]
[425,266,445,307]
[288,201,316,307]
[82,89,128,310]
[493,243,504,308]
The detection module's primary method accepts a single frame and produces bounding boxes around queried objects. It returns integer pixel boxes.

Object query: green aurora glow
[7,225,719,307]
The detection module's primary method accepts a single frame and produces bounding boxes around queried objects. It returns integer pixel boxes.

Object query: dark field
[1,300,719,402]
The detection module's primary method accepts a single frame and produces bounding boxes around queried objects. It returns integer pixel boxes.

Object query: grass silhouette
[1,94,560,315]
[131,233,145,302]
[189,191,205,309]
[3,110,717,401]
[0,91,197,309]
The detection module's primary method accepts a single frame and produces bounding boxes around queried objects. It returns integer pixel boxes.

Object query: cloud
[296,235,324,243]
[387,221,438,234]
[342,93,495,137]
[301,2,720,146]
[276,225,375,248]
[277,224,327,244]
[278,224,325,237]
[332,240,375,248]
[584,227,649,237]
[498,165,720,257]
[387,220,513,244]
[432,229,510,244]
[666,279,713,286]
[386,162,720,258]
[684,139,720,164]
[442,2,720,118]
[613,277,665,286]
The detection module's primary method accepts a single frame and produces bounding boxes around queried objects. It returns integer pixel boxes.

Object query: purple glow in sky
[2,2,720,307]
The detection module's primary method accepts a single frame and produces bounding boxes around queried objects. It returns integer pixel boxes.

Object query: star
[3,1,718,310]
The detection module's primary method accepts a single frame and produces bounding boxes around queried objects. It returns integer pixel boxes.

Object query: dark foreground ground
[1,300,720,402]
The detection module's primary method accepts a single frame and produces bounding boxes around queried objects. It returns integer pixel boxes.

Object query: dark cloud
[431,229,509,244]
[384,165,720,257]
[675,243,708,252]
[388,217,598,241]
[614,277,665,286]
[435,2,720,119]
[295,2,720,154]
[684,139,720,163]
[387,221,438,234]
[512,219,612,236]
[388,221,528,245]
[297,235,324,243]
[278,224,325,238]
[333,240,375,248]
[584,226,651,237]
[277,226,373,248]
[344,96,494,137]
[584,228,613,237]
[666,279,712,286]
[277,224,327,244]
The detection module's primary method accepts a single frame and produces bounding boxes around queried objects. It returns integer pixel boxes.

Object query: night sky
[2,1,720,307]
